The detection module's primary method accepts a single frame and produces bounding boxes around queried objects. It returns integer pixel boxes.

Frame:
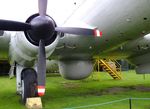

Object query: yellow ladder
[99,59,122,80]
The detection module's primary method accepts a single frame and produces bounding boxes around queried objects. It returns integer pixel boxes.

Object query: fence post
[129,98,132,109]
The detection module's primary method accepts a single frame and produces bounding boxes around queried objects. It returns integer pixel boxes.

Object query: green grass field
[0,70,150,109]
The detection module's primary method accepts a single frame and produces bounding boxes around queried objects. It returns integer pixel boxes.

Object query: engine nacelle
[136,63,150,74]
[128,52,150,74]
[9,32,59,66]
[58,59,93,80]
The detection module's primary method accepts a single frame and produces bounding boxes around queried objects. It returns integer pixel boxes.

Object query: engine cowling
[9,32,59,67]
[9,14,60,66]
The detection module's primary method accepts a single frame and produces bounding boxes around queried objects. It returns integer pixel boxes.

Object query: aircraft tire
[21,68,38,104]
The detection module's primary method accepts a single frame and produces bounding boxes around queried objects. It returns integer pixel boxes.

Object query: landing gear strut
[21,68,38,104]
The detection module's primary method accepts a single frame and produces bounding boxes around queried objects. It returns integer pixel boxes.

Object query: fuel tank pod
[58,59,93,80]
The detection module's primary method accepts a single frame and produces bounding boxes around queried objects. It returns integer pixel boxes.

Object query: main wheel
[21,68,38,104]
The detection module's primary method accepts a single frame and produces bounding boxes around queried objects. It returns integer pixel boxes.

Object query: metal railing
[64,98,150,109]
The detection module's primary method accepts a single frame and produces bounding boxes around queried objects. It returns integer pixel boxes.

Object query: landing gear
[21,68,38,104]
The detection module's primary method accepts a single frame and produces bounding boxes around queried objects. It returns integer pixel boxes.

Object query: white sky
[0,0,85,25]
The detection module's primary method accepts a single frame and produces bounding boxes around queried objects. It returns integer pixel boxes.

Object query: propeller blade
[37,40,46,96]
[38,0,47,16]
[55,27,102,37]
[0,19,31,31]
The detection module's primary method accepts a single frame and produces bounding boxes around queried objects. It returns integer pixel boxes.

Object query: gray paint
[9,32,59,67]
[0,0,149,76]
[52,0,150,59]
[136,63,150,74]
[62,0,150,53]
[0,31,4,36]
[0,0,149,63]
[58,59,93,80]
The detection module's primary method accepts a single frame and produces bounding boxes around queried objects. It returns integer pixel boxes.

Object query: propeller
[0,0,102,97]
[55,27,102,36]
[37,40,46,96]
[0,20,31,31]
[38,0,47,16]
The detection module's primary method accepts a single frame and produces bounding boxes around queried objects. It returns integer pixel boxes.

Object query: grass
[0,70,150,109]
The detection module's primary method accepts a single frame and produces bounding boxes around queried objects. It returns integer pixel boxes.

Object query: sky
[0,0,85,25]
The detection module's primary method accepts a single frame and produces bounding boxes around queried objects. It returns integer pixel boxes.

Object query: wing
[51,0,150,79]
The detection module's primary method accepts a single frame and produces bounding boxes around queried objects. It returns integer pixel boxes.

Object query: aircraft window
[120,32,124,36]
[143,17,148,20]
[146,44,149,47]
[137,45,140,50]
[105,39,109,42]
[137,44,149,50]
[60,33,65,38]
[120,46,123,50]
